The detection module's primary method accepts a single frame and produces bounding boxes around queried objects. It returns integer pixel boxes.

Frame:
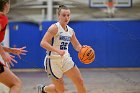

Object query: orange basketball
[78,46,95,64]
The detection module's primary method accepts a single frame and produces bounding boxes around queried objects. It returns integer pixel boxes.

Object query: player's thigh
[46,58,63,79]
[0,66,21,88]
[64,66,83,84]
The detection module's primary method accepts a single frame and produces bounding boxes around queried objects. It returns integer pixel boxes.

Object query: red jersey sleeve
[0,14,8,43]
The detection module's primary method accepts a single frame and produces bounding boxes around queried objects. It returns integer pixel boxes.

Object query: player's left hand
[11,46,28,59]
[82,45,90,48]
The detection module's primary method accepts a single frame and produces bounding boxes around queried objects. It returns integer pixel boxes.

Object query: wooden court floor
[0,68,140,93]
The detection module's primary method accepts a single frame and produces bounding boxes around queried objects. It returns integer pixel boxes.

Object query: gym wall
[9,20,140,68]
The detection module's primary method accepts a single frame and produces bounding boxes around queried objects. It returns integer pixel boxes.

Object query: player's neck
[61,25,67,32]
[0,12,6,15]
[59,22,67,30]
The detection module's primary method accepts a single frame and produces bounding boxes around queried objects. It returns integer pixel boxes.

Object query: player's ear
[58,15,61,20]
[4,3,8,9]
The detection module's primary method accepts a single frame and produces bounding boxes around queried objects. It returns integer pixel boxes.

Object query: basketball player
[0,0,27,93]
[38,5,87,93]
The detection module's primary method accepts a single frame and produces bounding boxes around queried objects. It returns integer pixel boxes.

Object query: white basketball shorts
[44,54,75,79]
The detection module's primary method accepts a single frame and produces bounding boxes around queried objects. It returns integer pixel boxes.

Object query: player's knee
[56,87,65,93]
[56,79,65,92]
[57,89,65,93]
[10,78,22,88]
[76,77,84,86]
[16,78,22,87]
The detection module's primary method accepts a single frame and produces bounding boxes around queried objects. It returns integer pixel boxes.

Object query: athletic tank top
[0,13,8,42]
[0,14,8,65]
[48,22,74,56]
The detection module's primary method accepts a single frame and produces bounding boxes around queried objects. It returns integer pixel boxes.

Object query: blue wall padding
[9,20,140,68]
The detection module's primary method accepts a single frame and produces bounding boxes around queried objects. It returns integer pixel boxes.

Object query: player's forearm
[2,46,14,53]
[40,41,59,53]
[72,40,82,52]
[0,44,6,56]
[74,44,82,52]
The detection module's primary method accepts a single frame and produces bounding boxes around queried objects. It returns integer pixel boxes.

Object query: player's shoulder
[67,25,74,36]
[0,14,8,22]
[47,23,58,34]
[48,22,58,29]
[0,14,8,26]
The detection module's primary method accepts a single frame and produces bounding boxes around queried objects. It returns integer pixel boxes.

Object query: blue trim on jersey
[49,37,54,56]
[48,58,59,79]
[51,37,54,46]
[74,63,76,67]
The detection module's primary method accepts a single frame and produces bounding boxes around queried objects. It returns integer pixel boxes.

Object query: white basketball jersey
[48,22,74,56]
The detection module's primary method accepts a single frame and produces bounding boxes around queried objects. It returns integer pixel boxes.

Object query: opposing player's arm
[2,46,18,54]
[0,44,5,55]
[40,24,60,53]
[2,46,13,53]
[0,21,4,52]
[71,31,82,52]
[0,24,1,31]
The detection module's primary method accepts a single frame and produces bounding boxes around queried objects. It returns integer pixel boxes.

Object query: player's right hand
[1,52,17,67]
[58,50,65,57]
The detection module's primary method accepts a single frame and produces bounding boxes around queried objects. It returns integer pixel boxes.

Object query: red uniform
[0,14,8,65]
[0,13,8,43]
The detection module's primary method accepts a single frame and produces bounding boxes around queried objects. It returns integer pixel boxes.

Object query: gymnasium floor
[0,68,140,93]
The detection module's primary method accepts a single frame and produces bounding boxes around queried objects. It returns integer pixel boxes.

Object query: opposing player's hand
[1,52,17,67]
[11,46,28,59]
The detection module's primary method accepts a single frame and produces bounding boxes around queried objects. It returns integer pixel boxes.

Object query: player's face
[58,9,70,25]
[5,2,10,14]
